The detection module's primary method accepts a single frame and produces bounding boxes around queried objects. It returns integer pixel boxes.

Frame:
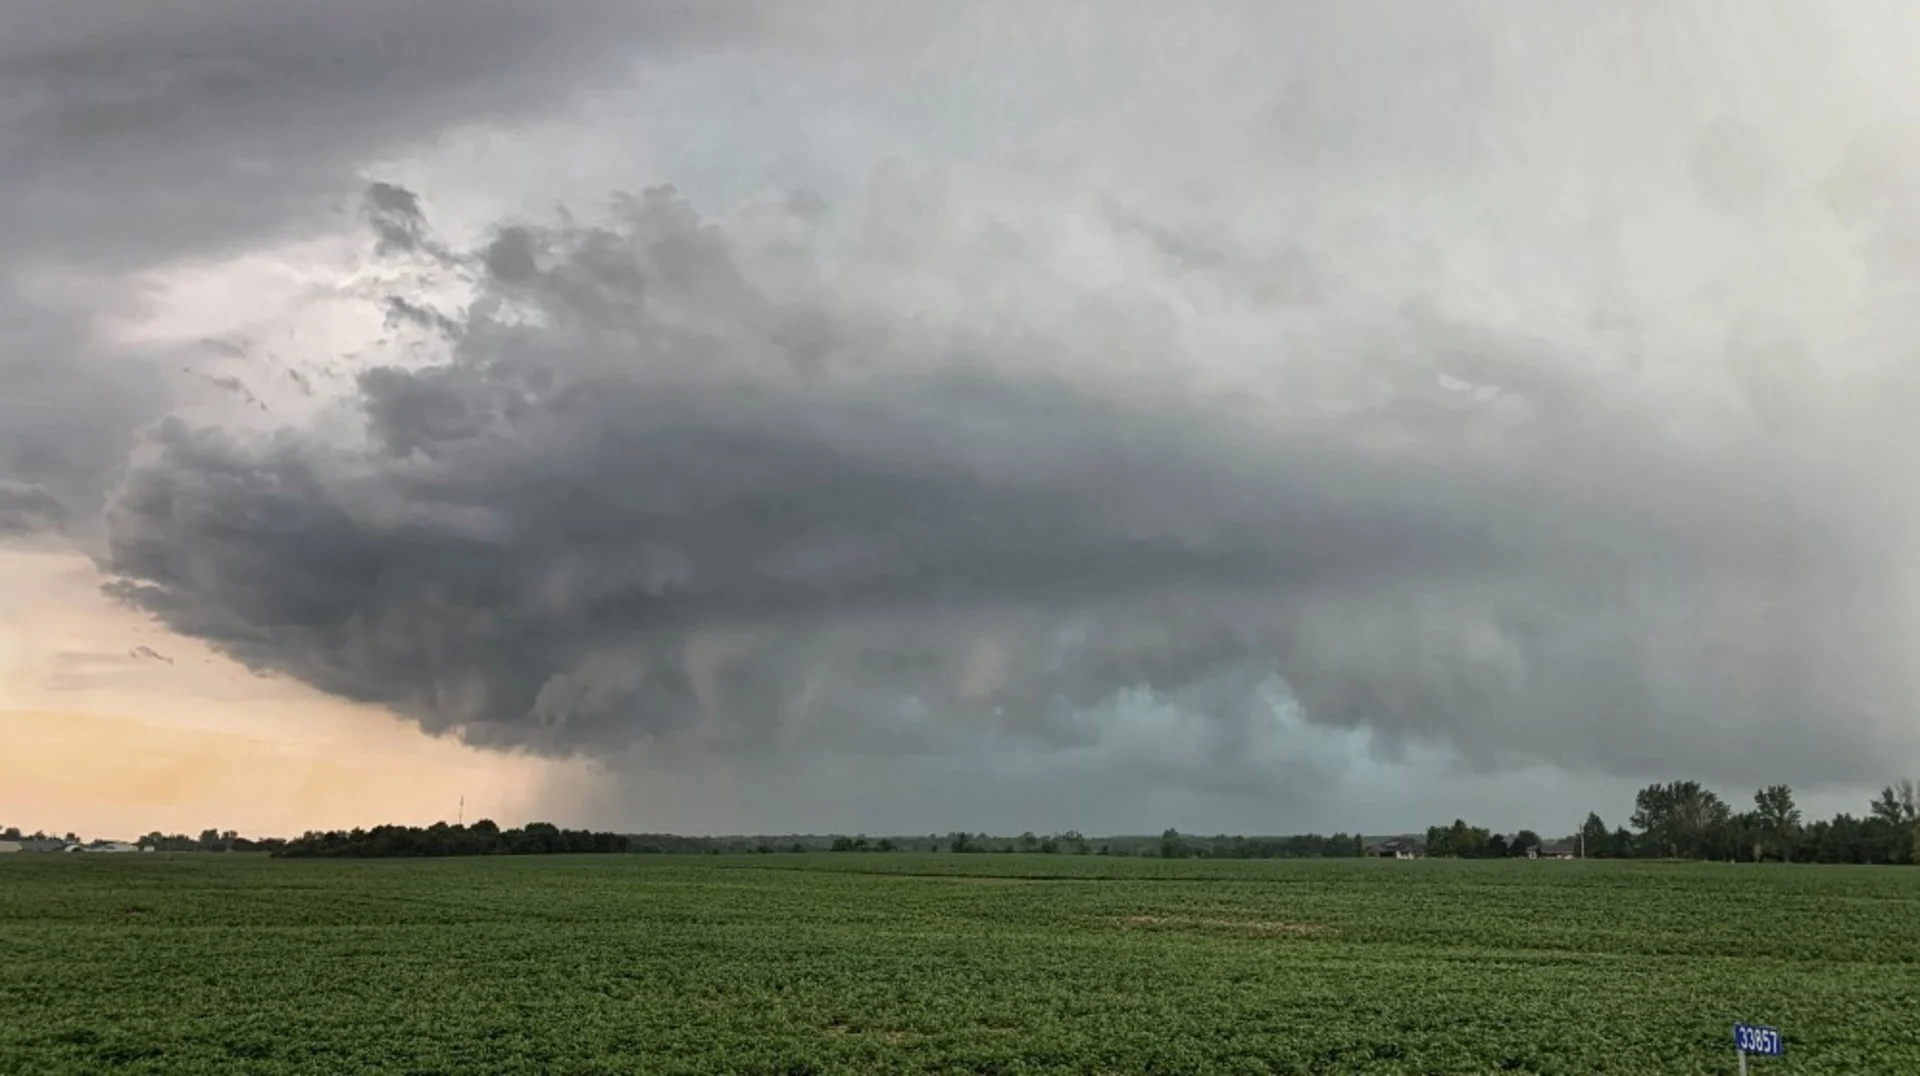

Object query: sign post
[1733,1023,1783,1074]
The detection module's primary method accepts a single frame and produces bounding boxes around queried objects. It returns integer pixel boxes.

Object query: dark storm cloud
[3,2,1915,825]
[101,183,1920,786]
[0,0,761,269]
[0,1,760,541]
[0,292,164,538]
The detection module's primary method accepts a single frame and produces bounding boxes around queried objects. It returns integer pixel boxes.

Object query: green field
[4,854,1917,1074]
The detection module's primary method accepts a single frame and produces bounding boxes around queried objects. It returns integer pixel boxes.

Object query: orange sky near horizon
[0,546,573,839]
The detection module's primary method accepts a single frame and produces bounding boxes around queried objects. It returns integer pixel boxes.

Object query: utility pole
[458,795,464,827]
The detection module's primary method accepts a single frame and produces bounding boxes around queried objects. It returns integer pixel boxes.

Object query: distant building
[1366,836,1425,860]
[0,840,20,854]
[15,839,69,853]
[1530,840,1577,860]
[74,841,141,853]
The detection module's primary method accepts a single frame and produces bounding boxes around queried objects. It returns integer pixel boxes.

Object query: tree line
[887,831,1368,857]
[273,820,630,858]
[0,827,289,853]
[1417,780,1920,864]
[11,778,1916,863]
[1588,779,1916,864]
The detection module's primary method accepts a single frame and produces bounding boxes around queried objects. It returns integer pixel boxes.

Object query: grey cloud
[0,293,165,539]
[5,2,1917,830]
[0,1,762,543]
[0,0,765,270]
[0,479,68,536]
[101,183,1920,792]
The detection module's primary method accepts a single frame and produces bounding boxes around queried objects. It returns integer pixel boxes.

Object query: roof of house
[1370,835,1425,851]
[1537,839,1577,854]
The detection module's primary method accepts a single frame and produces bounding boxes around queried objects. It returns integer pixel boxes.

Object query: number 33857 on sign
[1734,1023,1784,1057]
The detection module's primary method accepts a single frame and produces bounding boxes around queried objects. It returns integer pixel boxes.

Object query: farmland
[3,855,1917,1074]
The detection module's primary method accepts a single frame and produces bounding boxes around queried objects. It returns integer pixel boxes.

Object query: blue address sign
[1734,1023,1784,1057]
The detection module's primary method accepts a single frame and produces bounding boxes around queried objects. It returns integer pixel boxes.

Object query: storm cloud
[0,0,755,540]
[102,171,1920,789]
[10,4,1920,827]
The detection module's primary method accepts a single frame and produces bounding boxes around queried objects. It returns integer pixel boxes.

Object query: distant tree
[1159,828,1187,860]
[198,828,223,852]
[1610,826,1637,858]
[1018,831,1039,853]
[876,838,895,853]
[1426,819,1493,858]
[1823,814,1875,863]
[1510,829,1542,857]
[830,836,854,852]
[1,827,19,841]
[1869,782,1919,863]
[1485,833,1510,859]
[789,842,806,854]
[1751,785,1801,862]
[1632,780,1730,859]
[1578,813,1611,858]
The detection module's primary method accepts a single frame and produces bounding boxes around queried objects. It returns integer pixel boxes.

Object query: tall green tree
[1159,828,1187,859]
[1752,784,1801,862]
[1868,782,1918,864]
[1631,780,1730,859]
[1578,813,1612,858]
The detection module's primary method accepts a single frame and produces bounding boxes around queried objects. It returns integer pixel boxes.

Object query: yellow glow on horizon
[0,549,572,839]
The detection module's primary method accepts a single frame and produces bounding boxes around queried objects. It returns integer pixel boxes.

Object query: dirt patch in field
[1112,914,1329,936]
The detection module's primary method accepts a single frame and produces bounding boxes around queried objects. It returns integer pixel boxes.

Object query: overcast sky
[6,2,1920,838]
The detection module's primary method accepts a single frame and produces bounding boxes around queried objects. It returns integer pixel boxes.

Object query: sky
[5,2,1920,839]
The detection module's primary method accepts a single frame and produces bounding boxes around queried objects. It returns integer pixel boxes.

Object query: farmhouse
[0,840,18,854]
[71,841,142,853]
[1366,836,1425,859]
[1529,840,1578,860]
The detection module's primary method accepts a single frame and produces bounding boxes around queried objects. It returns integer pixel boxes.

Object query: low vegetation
[5,853,1917,1073]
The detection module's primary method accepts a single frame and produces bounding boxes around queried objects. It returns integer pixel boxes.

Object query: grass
[3,853,1917,1074]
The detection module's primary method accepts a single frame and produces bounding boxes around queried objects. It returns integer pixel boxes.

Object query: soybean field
[4,854,1917,1074]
